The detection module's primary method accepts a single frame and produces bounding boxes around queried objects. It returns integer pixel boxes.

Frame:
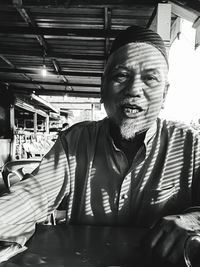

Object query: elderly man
[0,25,200,265]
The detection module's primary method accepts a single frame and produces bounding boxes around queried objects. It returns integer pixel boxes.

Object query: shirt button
[121,194,128,200]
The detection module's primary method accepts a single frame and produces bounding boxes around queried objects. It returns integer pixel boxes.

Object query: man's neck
[109,120,146,165]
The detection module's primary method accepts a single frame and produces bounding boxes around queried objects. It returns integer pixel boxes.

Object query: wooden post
[149,3,172,52]
[45,114,49,134]
[10,105,15,159]
[34,111,37,139]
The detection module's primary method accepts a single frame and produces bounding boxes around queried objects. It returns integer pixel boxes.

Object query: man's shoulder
[60,118,107,138]
[58,118,108,151]
[70,118,106,131]
[159,118,199,137]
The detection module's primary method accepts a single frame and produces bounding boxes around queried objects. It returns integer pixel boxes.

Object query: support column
[150,3,172,52]
[91,103,95,121]
[10,105,15,159]
[192,17,200,49]
[171,17,182,44]
[34,111,37,138]
[170,1,199,49]
[45,114,49,134]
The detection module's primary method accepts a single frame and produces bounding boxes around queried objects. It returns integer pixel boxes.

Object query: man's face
[101,42,168,140]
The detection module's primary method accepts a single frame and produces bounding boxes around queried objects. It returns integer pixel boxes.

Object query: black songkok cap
[109,25,168,67]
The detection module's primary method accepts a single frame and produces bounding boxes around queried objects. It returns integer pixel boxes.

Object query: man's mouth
[121,104,143,117]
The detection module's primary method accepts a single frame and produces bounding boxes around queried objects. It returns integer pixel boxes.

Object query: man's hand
[144,212,200,264]
[0,243,27,264]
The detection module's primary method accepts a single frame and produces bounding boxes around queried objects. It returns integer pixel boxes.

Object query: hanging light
[42,64,47,77]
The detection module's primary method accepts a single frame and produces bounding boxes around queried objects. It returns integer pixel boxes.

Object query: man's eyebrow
[112,65,130,71]
[142,68,161,74]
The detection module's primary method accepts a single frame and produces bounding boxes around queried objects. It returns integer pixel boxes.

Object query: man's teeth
[124,107,140,114]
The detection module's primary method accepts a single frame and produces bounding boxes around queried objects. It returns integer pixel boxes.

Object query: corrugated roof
[0,0,199,99]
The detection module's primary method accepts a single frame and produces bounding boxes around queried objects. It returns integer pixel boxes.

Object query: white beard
[119,118,144,140]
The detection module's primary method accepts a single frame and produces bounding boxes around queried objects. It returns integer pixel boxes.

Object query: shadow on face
[101,42,169,140]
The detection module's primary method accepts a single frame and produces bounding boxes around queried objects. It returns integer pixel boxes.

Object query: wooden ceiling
[0,0,200,99]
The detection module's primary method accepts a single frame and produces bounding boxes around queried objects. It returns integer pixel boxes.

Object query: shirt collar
[143,119,158,147]
[105,117,158,150]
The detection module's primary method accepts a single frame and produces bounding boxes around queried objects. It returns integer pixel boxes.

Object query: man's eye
[143,75,159,85]
[112,73,130,83]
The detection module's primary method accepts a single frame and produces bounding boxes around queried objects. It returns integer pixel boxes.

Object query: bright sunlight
[161,20,200,125]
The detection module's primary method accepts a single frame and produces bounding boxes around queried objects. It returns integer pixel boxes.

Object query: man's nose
[124,75,144,97]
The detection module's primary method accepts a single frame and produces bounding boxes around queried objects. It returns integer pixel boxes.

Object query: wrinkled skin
[101,42,168,140]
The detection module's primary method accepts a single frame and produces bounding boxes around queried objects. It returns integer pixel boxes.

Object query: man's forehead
[115,42,165,59]
[106,42,167,71]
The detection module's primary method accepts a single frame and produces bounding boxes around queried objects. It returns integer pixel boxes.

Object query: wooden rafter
[0,67,102,77]
[0,78,100,87]
[9,86,100,97]
[0,55,15,68]
[52,59,73,90]
[0,26,121,38]
[146,5,157,28]
[13,0,48,54]
[0,51,105,61]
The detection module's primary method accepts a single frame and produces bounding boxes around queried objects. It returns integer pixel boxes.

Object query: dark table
[0,225,177,267]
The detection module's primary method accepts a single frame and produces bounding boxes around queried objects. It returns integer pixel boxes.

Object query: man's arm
[144,211,200,264]
[143,133,200,265]
[0,136,69,246]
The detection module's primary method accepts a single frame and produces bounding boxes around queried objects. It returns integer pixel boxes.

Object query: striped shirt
[0,117,200,246]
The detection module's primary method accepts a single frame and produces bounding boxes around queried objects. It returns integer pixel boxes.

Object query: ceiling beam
[169,0,199,23]
[0,51,105,61]
[169,0,200,49]
[0,67,102,77]
[13,0,48,53]
[0,79,101,87]
[1,1,48,91]
[36,36,48,53]
[0,55,15,68]
[16,7,33,24]
[10,87,100,97]
[170,0,200,14]
[146,5,157,28]
[53,103,94,110]
[0,26,121,38]
[0,1,157,8]
[50,97,100,104]
[51,59,60,73]
[52,59,69,83]
[22,72,46,91]
[0,54,47,91]
[0,54,46,90]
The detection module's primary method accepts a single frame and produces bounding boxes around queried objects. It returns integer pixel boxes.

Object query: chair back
[1,158,67,225]
[1,158,57,225]
[1,159,41,188]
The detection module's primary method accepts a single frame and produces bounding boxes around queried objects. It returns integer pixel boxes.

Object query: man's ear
[163,82,169,100]
[161,82,170,109]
